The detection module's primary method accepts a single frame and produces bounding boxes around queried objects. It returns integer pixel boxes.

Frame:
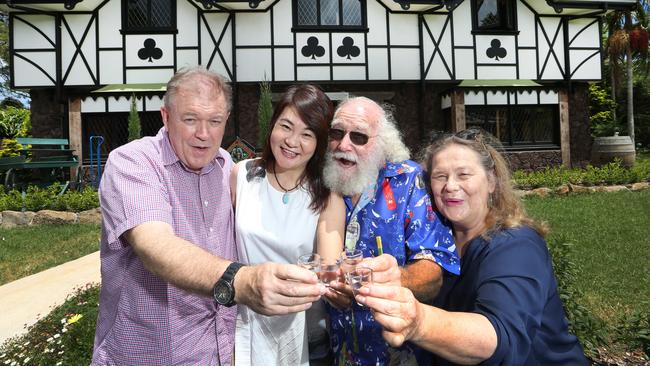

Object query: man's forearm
[126,221,231,297]
[401,260,443,303]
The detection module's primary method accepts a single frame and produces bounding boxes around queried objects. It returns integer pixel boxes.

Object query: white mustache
[330,151,358,163]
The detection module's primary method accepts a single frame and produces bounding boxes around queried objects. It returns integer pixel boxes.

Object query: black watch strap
[213,262,244,307]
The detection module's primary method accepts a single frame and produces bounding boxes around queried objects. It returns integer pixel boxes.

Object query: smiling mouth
[281,147,298,159]
[336,157,357,168]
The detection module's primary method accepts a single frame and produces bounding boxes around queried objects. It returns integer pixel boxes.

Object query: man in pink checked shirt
[92,66,325,366]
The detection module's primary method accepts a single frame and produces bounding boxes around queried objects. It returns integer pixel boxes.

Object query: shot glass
[319,257,340,287]
[348,266,373,306]
[297,253,321,273]
[340,248,364,281]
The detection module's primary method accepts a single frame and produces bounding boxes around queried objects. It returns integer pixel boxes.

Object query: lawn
[0,224,100,285]
[524,190,650,323]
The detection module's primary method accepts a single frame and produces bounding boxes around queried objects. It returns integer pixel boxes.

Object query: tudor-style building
[0,0,635,171]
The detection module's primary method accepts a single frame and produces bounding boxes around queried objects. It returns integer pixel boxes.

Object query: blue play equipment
[89,135,104,187]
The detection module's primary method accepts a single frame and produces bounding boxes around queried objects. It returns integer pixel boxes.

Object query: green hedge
[512,159,650,189]
[0,184,98,212]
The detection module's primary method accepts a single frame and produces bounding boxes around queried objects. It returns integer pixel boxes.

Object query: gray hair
[163,66,232,112]
[335,96,410,163]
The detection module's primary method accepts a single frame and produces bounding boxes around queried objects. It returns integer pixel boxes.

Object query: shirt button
[209,227,214,233]
[204,200,209,207]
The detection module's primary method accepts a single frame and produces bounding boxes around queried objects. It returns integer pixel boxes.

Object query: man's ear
[160,106,169,127]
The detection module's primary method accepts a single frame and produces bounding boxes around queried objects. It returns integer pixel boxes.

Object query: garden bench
[0,137,78,189]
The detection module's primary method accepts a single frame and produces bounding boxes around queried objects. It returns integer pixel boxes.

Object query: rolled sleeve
[99,146,173,250]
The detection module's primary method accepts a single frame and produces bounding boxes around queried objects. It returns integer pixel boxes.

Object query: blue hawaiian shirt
[328,160,460,366]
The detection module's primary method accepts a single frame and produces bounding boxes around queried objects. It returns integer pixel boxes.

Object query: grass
[524,190,650,323]
[0,224,100,285]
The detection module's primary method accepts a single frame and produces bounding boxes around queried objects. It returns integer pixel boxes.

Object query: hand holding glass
[319,258,340,286]
[297,253,321,273]
[348,266,373,305]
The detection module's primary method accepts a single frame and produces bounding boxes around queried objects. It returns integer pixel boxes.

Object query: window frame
[121,0,177,35]
[292,0,368,31]
[470,0,518,35]
[464,104,560,150]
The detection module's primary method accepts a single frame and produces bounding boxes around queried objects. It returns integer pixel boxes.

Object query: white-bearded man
[322,97,460,366]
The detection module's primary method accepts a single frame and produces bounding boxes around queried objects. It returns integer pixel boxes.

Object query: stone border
[515,182,650,198]
[1,182,648,228]
[0,208,101,229]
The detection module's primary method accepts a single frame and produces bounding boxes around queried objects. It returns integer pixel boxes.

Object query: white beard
[323,148,385,196]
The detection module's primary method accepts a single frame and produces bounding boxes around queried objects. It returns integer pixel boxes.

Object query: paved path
[0,251,101,345]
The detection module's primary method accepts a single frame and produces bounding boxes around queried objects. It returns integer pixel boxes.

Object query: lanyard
[344,183,376,250]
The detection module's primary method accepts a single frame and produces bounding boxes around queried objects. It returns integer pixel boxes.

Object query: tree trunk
[626,43,635,143]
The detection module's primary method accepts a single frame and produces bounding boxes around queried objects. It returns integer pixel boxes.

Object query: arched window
[294,0,365,30]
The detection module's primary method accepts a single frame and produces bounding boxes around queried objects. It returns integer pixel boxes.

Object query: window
[472,0,516,33]
[122,0,175,33]
[294,0,365,29]
[465,105,559,148]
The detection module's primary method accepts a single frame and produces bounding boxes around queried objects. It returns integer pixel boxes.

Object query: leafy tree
[605,3,650,144]
[127,95,141,142]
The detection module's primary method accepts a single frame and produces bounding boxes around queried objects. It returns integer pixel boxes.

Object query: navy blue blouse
[432,226,589,366]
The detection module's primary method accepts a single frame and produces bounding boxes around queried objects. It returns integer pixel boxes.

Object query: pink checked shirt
[92,128,236,365]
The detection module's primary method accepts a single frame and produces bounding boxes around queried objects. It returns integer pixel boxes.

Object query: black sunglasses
[328,128,374,146]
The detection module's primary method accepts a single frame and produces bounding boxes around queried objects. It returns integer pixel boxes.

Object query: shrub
[512,159,650,189]
[547,235,607,356]
[588,84,620,137]
[615,304,650,358]
[0,106,30,139]
[0,184,98,212]
[0,138,23,157]
[127,94,141,142]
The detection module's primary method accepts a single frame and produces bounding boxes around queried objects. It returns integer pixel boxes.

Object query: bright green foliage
[127,95,141,142]
[257,79,273,150]
[0,284,100,365]
[0,106,30,139]
[0,184,99,212]
[512,159,650,189]
[0,138,23,157]
[588,84,620,137]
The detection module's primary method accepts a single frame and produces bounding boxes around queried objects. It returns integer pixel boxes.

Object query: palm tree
[605,3,649,144]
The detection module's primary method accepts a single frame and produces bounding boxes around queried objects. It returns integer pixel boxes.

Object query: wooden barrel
[592,135,636,167]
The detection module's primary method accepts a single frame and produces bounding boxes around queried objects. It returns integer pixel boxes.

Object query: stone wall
[505,150,563,171]
[0,208,101,229]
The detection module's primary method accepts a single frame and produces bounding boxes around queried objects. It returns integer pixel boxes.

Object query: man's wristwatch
[213,262,244,307]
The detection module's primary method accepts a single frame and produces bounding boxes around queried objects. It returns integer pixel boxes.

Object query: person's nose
[285,131,299,147]
[195,121,210,141]
[336,131,355,152]
[444,176,459,192]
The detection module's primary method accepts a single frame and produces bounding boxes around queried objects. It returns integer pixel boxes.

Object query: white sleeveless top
[234,159,320,366]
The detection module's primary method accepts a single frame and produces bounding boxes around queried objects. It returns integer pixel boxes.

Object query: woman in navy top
[355,128,589,365]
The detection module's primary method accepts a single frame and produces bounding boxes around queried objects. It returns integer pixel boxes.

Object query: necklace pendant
[282,192,290,204]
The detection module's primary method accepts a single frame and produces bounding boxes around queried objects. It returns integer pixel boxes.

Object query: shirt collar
[381,160,415,178]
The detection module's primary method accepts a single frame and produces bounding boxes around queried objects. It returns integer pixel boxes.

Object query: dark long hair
[254,84,334,213]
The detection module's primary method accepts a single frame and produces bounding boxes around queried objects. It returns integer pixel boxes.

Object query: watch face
[213,281,233,305]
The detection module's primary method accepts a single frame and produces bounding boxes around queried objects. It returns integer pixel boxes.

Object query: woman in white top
[230,84,345,366]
